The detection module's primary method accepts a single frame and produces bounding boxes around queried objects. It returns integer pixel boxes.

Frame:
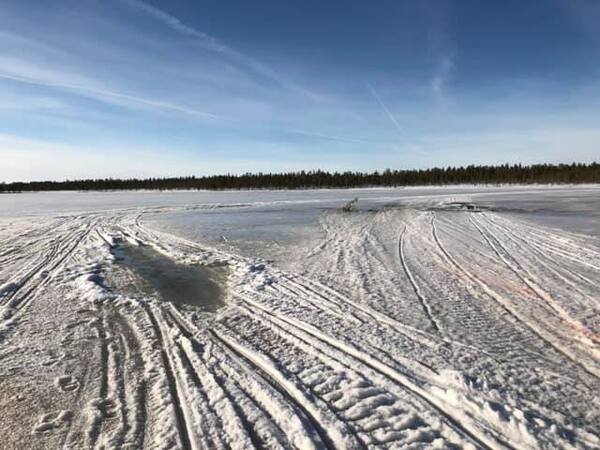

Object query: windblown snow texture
[0,187,598,449]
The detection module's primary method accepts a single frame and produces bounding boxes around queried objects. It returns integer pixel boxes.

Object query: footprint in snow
[55,375,80,392]
[41,350,67,367]
[92,398,119,419]
[41,358,59,367]
[32,410,72,434]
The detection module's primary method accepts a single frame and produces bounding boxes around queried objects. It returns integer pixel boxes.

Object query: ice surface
[2,184,597,219]
[472,188,600,237]
[141,185,600,264]
[0,184,598,450]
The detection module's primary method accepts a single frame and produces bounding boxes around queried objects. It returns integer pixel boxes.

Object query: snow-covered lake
[0,185,598,449]
[3,185,597,262]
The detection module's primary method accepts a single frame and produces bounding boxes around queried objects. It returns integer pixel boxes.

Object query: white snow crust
[0,185,598,449]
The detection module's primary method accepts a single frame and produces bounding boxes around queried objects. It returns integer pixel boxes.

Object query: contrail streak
[123,0,322,101]
[365,81,403,134]
[0,72,220,119]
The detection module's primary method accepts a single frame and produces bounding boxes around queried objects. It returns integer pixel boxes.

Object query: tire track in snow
[484,214,599,290]
[165,306,277,450]
[113,315,147,449]
[228,302,449,448]
[276,274,503,369]
[522,223,600,255]
[86,308,110,448]
[397,225,443,335]
[294,211,501,355]
[233,292,515,450]
[91,311,147,450]
[171,343,229,449]
[500,218,600,271]
[83,308,136,450]
[275,275,444,351]
[1,238,61,303]
[205,336,313,449]
[430,213,600,379]
[61,206,596,448]
[97,326,128,450]
[166,305,309,450]
[144,305,194,450]
[481,214,600,340]
[209,328,345,450]
[469,213,600,348]
[1,219,96,334]
[219,307,380,448]
[160,310,232,449]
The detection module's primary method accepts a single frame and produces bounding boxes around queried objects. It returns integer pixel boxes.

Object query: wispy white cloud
[122,0,324,101]
[431,55,454,98]
[415,2,455,103]
[365,81,403,135]
[0,91,69,113]
[288,129,378,144]
[1,0,596,181]
[0,56,220,119]
[121,0,227,52]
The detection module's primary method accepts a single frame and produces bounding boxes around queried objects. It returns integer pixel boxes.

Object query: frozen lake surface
[139,185,600,264]
[0,185,598,450]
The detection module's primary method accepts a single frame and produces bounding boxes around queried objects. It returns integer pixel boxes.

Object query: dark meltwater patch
[112,243,227,311]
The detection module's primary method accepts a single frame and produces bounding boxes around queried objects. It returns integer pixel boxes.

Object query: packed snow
[0,185,598,450]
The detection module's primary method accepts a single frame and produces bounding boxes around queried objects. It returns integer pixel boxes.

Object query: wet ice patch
[112,243,227,312]
[428,201,490,212]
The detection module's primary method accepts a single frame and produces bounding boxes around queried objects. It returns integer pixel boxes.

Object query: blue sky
[1,0,599,181]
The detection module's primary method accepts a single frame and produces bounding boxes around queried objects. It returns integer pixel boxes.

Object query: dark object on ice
[250,263,265,272]
[342,197,359,212]
[440,202,489,212]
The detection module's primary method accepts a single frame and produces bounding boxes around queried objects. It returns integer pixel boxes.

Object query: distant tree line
[1,162,598,192]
